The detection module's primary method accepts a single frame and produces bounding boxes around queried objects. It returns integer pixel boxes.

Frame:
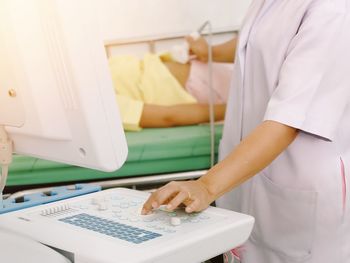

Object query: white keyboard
[51,190,223,244]
[0,188,254,263]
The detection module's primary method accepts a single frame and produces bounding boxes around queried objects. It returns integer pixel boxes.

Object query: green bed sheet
[7,125,223,187]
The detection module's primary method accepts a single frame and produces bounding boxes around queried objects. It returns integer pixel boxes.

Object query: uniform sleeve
[115,94,144,131]
[263,2,350,141]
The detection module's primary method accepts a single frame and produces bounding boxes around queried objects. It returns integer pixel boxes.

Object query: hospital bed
[8,125,223,192]
[6,30,236,196]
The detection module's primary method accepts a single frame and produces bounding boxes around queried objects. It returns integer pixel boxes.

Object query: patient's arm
[162,61,191,88]
[140,104,226,128]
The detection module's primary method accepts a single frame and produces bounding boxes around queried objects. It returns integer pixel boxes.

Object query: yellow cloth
[109,54,197,131]
[115,95,144,131]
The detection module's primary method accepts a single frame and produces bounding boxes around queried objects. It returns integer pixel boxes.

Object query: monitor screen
[0,0,128,172]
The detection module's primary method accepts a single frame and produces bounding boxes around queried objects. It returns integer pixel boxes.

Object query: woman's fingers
[185,36,208,62]
[185,35,195,45]
[141,180,210,215]
[141,182,179,214]
[185,198,201,213]
[166,190,191,211]
[141,196,155,215]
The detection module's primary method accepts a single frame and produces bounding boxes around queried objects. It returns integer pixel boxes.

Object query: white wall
[95,0,252,41]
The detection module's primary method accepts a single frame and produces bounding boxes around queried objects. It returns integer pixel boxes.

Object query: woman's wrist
[197,175,220,202]
[212,38,237,63]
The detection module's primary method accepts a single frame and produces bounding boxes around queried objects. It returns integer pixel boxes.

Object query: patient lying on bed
[109,53,233,131]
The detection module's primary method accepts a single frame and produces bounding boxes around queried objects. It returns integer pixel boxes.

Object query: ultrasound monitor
[0,1,127,261]
[0,0,127,183]
[0,0,127,262]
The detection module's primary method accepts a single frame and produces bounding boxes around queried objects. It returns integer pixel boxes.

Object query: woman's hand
[141,180,215,214]
[186,36,209,62]
[187,37,237,63]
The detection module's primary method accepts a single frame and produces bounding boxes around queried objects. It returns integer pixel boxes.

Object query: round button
[92,197,104,205]
[98,203,108,211]
[112,208,122,213]
[168,212,177,217]
[170,217,181,226]
[142,217,154,222]
[120,203,129,209]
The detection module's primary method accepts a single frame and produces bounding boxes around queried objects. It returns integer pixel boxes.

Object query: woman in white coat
[142,0,350,262]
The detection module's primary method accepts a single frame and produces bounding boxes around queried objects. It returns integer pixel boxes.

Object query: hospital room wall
[95,0,252,58]
[95,0,252,41]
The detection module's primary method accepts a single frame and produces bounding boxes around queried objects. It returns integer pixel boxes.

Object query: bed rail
[7,170,207,199]
[104,28,237,58]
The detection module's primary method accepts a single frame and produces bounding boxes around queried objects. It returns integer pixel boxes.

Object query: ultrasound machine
[0,1,254,262]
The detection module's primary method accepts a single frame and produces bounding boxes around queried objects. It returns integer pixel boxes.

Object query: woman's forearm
[212,38,237,63]
[141,120,298,215]
[199,120,298,199]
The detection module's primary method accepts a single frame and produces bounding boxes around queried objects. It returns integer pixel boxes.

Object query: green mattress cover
[7,124,223,186]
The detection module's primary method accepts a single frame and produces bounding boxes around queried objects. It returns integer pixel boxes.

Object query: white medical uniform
[217,0,350,262]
